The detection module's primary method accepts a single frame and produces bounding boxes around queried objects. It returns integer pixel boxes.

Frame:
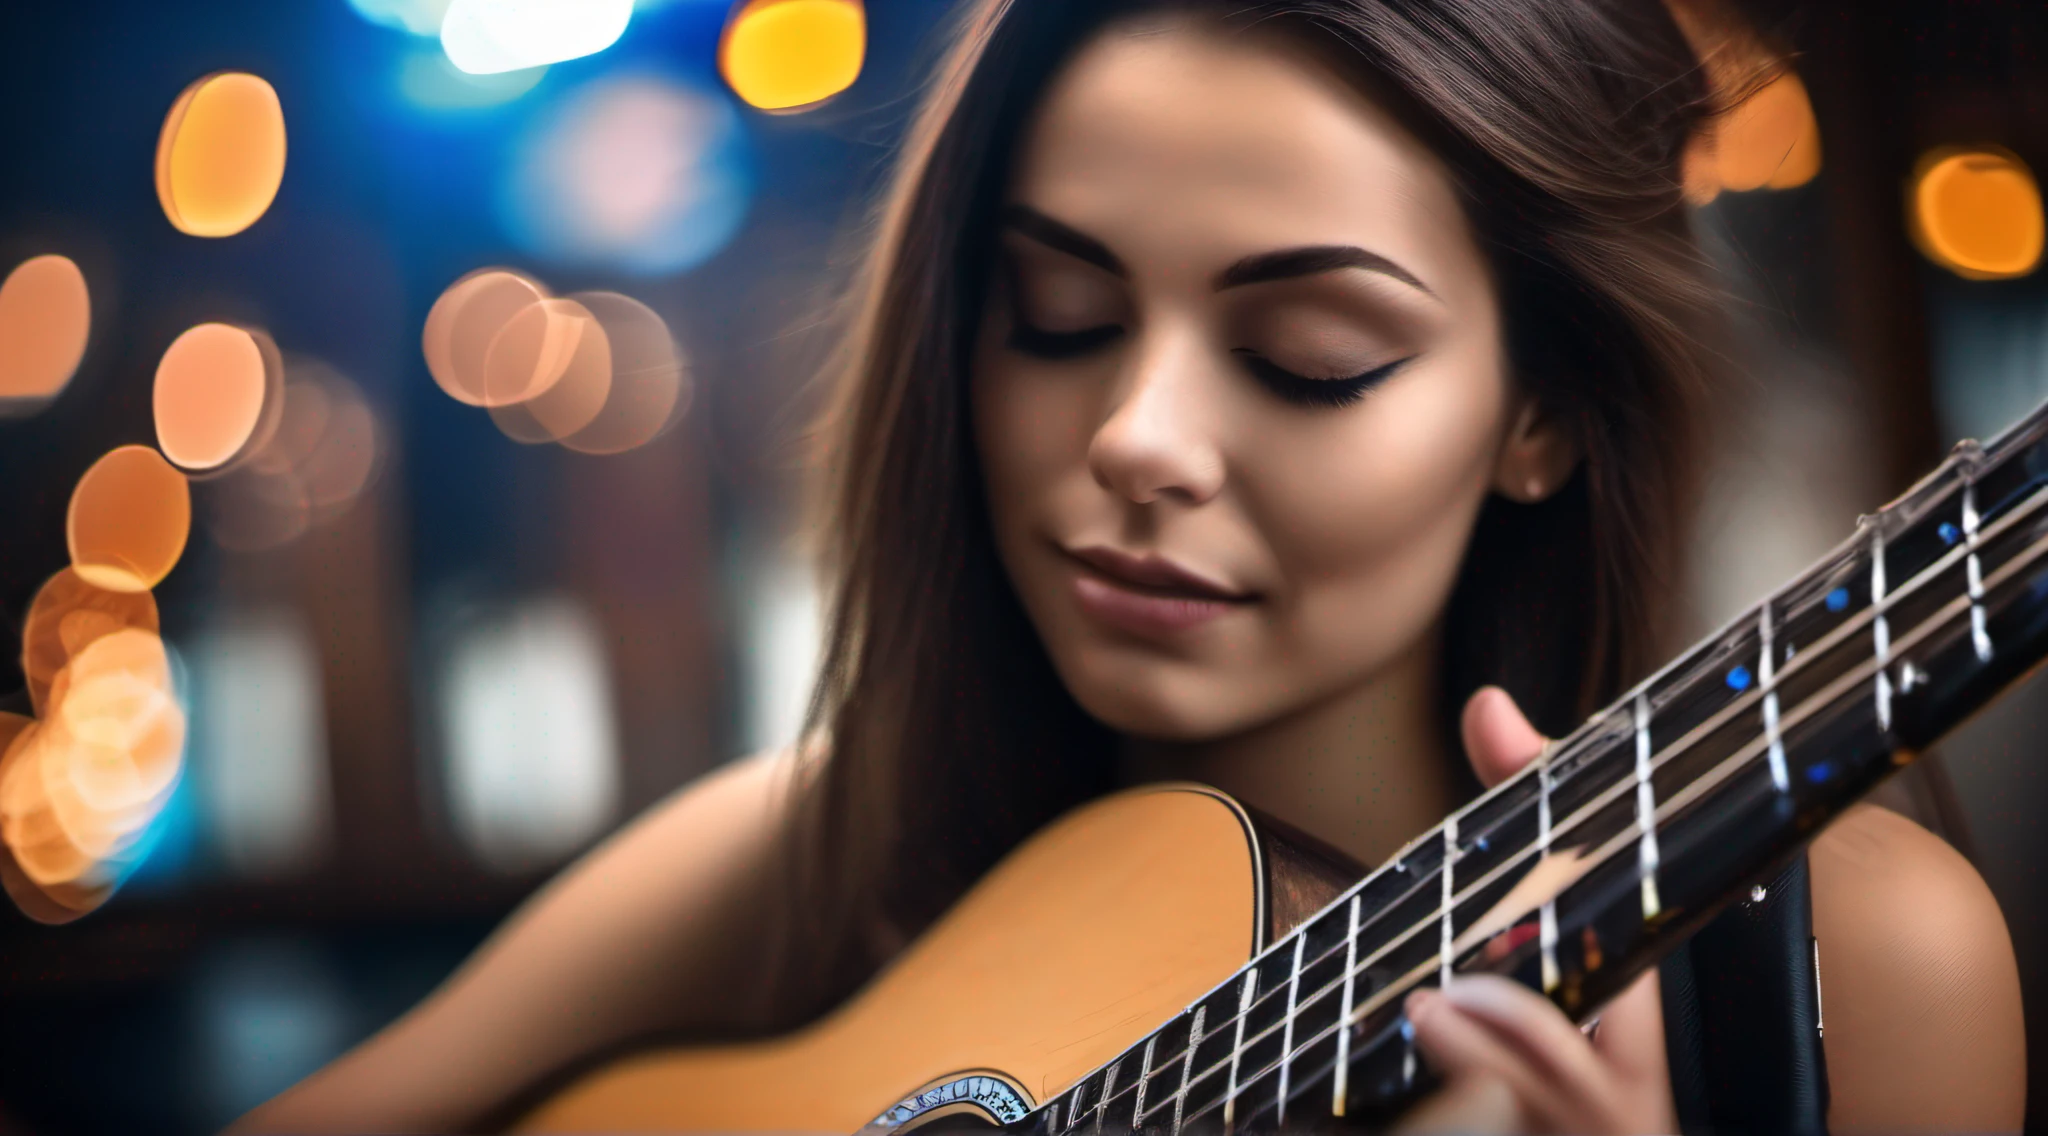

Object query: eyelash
[1004,321,1411,409]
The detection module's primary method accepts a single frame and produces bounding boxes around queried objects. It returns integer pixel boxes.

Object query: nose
[1087,323,1226,506]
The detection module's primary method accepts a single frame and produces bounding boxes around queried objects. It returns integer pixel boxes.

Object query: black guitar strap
[1659,853,1831,1135]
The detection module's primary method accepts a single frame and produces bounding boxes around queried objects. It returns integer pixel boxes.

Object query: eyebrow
[1215,246,1438,299]
[1000,204,1126,277]
[1000,203,1438,301]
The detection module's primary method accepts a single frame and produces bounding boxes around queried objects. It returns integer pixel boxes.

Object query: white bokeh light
[441,596,620,872]
[441,0,633,74]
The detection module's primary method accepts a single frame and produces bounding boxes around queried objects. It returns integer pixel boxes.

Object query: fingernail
[1405,988,1439,1021]
[1437,974,1518,1013]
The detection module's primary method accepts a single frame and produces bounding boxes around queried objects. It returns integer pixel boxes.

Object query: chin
[1055,650,1262,742]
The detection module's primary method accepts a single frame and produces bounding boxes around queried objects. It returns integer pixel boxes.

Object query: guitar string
[1157,519,2045,1133]
[1087,486,2048,1133]
[1060,476,2040,1118]
[1067,488,2029,1131]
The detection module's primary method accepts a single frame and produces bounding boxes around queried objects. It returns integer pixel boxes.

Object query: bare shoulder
[1808,803,2026,1134]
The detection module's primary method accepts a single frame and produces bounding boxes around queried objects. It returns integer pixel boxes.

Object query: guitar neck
[1017,402,2048,1136]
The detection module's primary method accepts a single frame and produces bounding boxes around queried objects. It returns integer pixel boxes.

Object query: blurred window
[440,595,619,870]
[190,607,333,877]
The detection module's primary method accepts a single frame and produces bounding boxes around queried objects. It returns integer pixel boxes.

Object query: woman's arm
[230,749,799,1134]
[1811,802,2027,1133]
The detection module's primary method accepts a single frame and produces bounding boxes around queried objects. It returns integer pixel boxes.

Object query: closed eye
[1233,350,1413,409]
[1006,321,1125,360]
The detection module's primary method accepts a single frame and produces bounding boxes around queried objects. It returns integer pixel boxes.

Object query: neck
[1117,630,1457,869]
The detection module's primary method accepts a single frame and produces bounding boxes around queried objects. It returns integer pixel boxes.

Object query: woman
[239,0,2026,1131]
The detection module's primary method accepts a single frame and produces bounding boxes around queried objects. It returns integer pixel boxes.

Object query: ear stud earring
[1524,477,1545,501]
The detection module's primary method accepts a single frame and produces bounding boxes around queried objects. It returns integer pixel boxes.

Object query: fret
[1275,933,1305,1126]
[1537,751,1560,993]
[1172,1005,1205,1136]
[1332,894,1361,1118]
[1222,971,1257,1132]
[1871,525,1893,732]
[1963,479,1994,662]
[1132,1035,1156,1126]
[1631,693,1661,919]
[1438,816,1457,989]
[1758,603,1789,792]
[1094,1059,1119,1136]
[1046,1102,1060,1132]
[1067,1079,1086,1133]
[1049,432,2048,1136]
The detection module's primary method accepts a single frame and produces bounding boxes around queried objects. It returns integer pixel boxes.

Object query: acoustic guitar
[516,400,2048,1134]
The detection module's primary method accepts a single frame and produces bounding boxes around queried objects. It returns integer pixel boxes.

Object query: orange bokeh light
[19,568,161,718]
[154,322,281,471]
[486,298,614,443]
[719,0,866,112]
[0,626,186,924]
[1910,148,2045,280]
[1712,71,1822,193]
[157,72,288,238]
[423,269,550,407]
[0,255,91,415]
[558,291,690,455]
[208,360,380,551]
[66,445,192,593]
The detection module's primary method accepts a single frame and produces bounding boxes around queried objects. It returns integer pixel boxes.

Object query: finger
[1460,686,1547,789]
[1434,975,1626,1129]
[1394,1071,1521,1136]
[1407,988,1578,1131]
[1591,969,1669,1086]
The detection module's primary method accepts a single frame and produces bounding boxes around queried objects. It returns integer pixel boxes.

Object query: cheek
[972,345,1091,538]
[1250,349,1509,647]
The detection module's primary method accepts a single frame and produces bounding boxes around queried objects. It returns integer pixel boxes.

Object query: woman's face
[973,21,1553,741]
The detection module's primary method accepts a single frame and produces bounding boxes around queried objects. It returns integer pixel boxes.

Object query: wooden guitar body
[516,784,1352,1133]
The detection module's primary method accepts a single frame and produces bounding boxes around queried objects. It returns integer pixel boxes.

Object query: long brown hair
[773,0,1724,1021]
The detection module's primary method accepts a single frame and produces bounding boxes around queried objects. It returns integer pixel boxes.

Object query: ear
[1491,395,1580,504]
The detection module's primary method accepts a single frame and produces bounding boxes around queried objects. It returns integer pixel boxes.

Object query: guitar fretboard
[1003,400,2048,1136]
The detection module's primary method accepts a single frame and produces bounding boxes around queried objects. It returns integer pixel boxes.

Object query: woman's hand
[1394,687,1678,1135]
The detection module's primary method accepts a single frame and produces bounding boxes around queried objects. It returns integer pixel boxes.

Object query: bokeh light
[348,0,452,36]
[1910,147,2045,280]
[0,255,91,417]
[423,268,550,405]
[500,74,753,275]
[421,272,690,452]
[557,291,689,454]
[20,568,162,717]
[398,49,547,109]
[154,323,282,472]
[67,445,191,593]
[719,0,866,112]
[0,624,187,925]
[156,72,288,238]
[208,359,381,552]
[484,298,613,443]
[441,0,632,75]
[1711,71,1822,193]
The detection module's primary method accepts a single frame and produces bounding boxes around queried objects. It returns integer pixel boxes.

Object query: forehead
[1008,21,1484,292]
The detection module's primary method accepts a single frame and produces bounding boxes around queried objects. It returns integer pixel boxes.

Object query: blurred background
[0,0,2043,1131]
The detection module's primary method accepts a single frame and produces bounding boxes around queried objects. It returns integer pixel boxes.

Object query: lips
[1062,544,1255,637]
[1067,546,1251,600]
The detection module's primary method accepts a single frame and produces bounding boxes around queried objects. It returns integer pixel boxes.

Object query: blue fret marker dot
[1938,521,1961,546]
[1826,587,1850,613]
[1726,664,1754,691]
[1474,835,1490,852]
[1806,760,1835,784]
